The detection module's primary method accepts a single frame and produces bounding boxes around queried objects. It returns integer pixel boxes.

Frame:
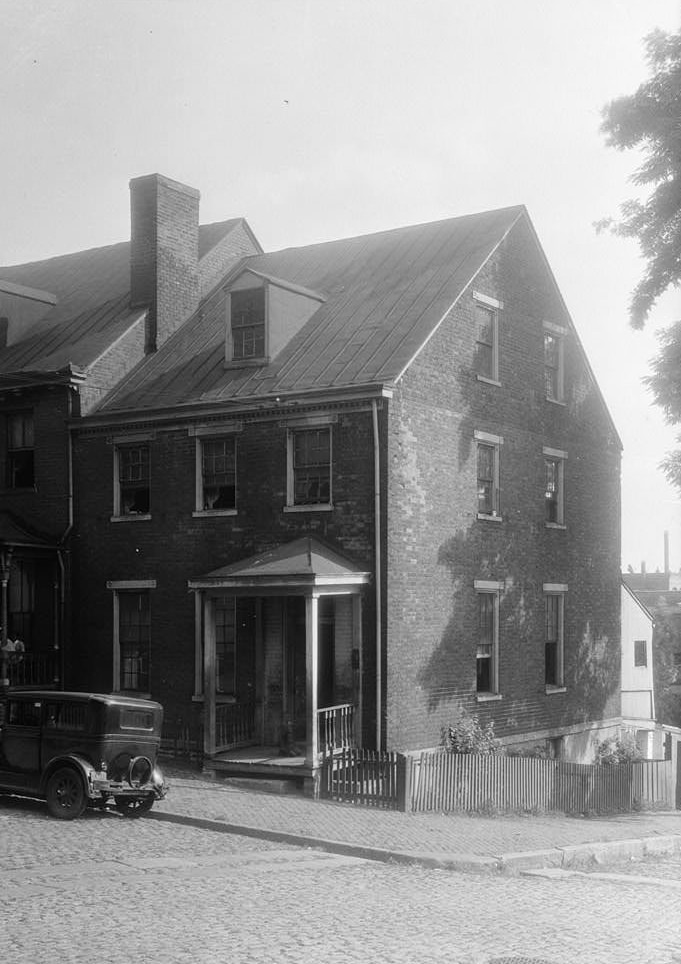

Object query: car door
[0,698,42,790]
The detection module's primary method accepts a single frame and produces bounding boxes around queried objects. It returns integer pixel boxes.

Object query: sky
[1,0,680,572]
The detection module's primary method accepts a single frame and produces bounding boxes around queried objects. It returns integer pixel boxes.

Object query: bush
[441,712,502,755]
[595,732,644,766]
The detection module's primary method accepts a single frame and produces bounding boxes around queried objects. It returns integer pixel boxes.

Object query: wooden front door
[284,597,306,742]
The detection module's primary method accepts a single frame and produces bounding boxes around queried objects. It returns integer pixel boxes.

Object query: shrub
[595,732,644,766]
[441,712,502,755]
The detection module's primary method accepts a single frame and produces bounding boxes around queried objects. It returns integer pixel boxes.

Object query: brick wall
[385,216,621,750]
[71,405,377,727]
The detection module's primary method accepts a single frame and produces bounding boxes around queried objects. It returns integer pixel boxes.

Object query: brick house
[3,174,623,776]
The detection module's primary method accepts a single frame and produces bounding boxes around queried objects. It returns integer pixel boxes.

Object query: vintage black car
[0,690,167,819]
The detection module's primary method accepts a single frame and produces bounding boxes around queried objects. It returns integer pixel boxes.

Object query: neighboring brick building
[0,175,260,689]
[2,174,623,774]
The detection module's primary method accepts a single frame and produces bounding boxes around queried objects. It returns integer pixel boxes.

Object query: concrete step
[221,776,303,795]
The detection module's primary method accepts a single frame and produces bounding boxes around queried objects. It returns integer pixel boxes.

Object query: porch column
[203,594,217,758]
[353,593,363,748]
[305,593,319,765]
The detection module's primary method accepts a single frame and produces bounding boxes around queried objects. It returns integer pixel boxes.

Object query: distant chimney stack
[641,560,646,575]
[664,530,670,576]
[129,174,200,352]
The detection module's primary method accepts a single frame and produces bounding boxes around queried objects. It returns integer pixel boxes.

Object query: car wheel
[46,767,87,820]
[114,794,155,818]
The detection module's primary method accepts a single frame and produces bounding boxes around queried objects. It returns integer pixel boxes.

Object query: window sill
[224,357,269,369]
[476,375,501,387]
[545,685,567,695]
[284,503,333,513]
[476,693,502,702]
[546,396,567,407]
[545,522,566,530]
[110,513,152,523]
[192,509,237,518]
[477,513,502,523]
[192,694,238,704]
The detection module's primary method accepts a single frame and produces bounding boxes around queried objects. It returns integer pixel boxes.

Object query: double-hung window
[114,440,151,518]
[473,292,501,383]
[286,422,333,510]
[543,447,567,526]
[108,581,155,695]
[475,431,502,519]
[475,581,502,697]
[201,437,236,511]
[230,287,266,361]
[7,411,34,488]
[544,584,567,690]
[634,639,647,668]
[543,322,566,402]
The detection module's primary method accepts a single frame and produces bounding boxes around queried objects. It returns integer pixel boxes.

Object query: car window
[8,700,42,726]
[46,702,87,731]
[120,708,154,730]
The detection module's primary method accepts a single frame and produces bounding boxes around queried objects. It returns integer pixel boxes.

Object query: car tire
[114,794,155,818]
[46,767,87,820]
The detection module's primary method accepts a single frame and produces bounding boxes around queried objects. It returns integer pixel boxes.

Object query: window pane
[544,333,561,400]
[545,595,561,686]
[634,640,647,667]
[477,443,496,515]
[119,592,150,692]
[202,437,236,510]
[477,592,495,693]
[231,288,265,359]
[7,413,35,488]
[293,428,331,505]
[545,459,559,523]
[119,445,150,514]
[475,304,495,378]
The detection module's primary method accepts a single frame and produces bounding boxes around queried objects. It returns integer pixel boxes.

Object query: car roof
[6,690,161,709]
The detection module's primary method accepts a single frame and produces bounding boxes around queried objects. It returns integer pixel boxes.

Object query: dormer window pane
[231,288,265,360]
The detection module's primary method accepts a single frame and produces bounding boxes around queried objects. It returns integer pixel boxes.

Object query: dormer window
[231,288,265,361]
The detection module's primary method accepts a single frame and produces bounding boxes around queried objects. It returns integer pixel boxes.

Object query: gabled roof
[0,220,246,378]
[96,205,525,413]
[188,536,371,592]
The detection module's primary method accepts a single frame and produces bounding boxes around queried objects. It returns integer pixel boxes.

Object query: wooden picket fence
[319,748,403,809]
[408,749,674,814]
[319,747,674,814]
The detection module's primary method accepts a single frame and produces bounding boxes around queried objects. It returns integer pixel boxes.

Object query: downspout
[372,400,382,749]
[56,385,76,688]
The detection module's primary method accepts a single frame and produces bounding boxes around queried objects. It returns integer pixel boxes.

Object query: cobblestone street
[2,795,680,964]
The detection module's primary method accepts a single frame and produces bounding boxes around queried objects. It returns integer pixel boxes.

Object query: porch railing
[7,653,58,689]
[317,703,354,755]
[215,700,256,752]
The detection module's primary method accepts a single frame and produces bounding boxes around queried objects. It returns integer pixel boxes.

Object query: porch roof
[0,512,57,550]
[188,536,371,593]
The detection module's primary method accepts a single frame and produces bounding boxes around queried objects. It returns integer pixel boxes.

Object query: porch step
[221,776,303,795]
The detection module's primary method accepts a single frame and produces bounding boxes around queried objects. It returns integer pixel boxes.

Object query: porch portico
[188,537,371,776]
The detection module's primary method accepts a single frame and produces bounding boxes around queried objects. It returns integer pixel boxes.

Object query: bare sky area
[1,0,680,570]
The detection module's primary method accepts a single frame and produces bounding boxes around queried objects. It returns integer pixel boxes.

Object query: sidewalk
[153,762,681,873]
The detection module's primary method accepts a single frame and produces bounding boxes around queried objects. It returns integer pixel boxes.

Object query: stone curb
[150,810,681,875]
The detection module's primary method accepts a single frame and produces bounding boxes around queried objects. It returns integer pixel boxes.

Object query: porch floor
[204,745,311,783]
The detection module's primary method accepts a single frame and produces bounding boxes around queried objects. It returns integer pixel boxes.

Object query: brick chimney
[129,174,200,352]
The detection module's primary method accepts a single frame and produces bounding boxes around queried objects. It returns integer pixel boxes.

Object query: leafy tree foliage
[598,28,681,328]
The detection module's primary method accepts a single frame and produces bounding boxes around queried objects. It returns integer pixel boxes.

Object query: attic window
[231,288,265,361]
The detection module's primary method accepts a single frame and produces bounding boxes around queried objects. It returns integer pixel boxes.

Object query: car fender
[40,755,98,797]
